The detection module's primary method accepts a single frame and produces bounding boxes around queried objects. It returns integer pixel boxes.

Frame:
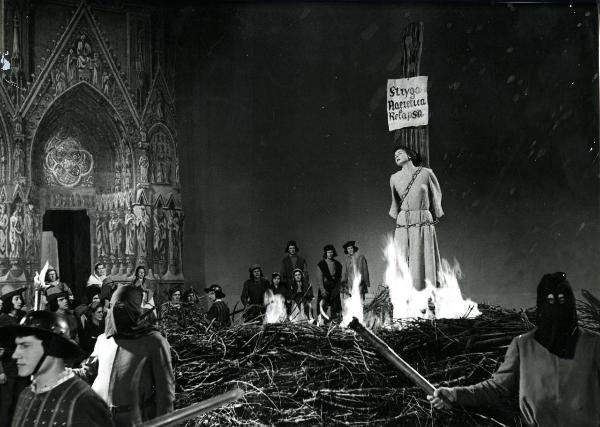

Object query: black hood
[534,272,579,359]
[105,285,157,339]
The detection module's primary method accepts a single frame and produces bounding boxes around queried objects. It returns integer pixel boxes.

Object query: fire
[341,268,364,326]
[33,261,50,310]
[384,236,479,320]
[263,290,288,324]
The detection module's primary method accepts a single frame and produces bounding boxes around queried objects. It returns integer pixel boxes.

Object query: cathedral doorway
[42,209,91,302]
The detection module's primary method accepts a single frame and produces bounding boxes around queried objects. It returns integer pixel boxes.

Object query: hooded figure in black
[75,285,175,427]
[105,285,157,339]
[429,272,600,427]
[534,272,579,359]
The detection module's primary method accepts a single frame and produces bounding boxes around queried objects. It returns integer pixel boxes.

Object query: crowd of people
[0,263,180,426]
[1,258,599,426]
[238,239,371,324]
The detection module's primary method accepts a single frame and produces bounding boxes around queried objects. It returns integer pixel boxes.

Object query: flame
[434,258,480,318]
[33,261,50,310]
[384,236,479,320]
[263,289,288,324]
[34,261,50,287]
[341,268,364,326]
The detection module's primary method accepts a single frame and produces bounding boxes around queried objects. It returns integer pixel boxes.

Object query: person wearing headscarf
[340,241,370,300]
[241,264,270,322]
[87,262,107,287]
[429,272,600,427]
[0,286,29,426]
[73,284,175,426]
[1,311,113,427]
[280,240,309,287]
[205,284,231,328]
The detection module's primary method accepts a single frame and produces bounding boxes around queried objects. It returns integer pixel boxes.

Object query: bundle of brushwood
[161,289,600,427]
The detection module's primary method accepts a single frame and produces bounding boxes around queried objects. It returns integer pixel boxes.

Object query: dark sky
[174,2,598,308]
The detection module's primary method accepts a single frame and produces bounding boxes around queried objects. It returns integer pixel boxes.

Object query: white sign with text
[387,76,428,131]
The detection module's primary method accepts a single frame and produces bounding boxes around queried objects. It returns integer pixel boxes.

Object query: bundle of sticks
[161,289,600,426]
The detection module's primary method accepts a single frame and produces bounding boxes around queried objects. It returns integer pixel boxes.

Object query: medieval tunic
[389,167,444,290]
[0,311,29,426]
[79,331,175,427]
[340,252,370,294]
[455,329,600,427]
[207,300,231,327]
[11,375,113,427]
[316,259,342,317]
[241,278,270,321]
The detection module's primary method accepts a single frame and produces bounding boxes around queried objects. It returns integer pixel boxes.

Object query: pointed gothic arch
[29,81,134,192]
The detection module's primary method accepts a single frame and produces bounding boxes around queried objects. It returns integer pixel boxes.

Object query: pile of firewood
[161,289,600,426]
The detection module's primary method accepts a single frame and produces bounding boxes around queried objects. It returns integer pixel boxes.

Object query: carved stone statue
[124,158,131,189]
[155,90,164,120]
[91,52,101,88]
[76,34,91,81]
[153,207,167,260]
[102,72,111,96]
[96,215,106,257]
[167,210,179,262]
[108,211,122,257]
[125,208,137,256]
[13,142,25,179]
[0,204,9,257]
[164,149,172,184]
[139,153,149,184]
[66,48,76,84]
[9,205,24,258]
[24,203,35,259]
[136,206,149,257]
[54,69,66,94]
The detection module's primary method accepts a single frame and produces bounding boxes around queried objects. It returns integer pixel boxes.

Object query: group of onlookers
[0,262,177,427]
[240,239,371,323]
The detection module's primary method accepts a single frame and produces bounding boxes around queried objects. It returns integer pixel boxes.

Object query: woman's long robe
[389,167,444,290]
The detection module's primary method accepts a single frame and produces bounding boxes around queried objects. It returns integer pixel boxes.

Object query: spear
[348,317,435,394]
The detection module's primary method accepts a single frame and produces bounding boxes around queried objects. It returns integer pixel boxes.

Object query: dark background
[174,2,599,309]
[43,210,90,301]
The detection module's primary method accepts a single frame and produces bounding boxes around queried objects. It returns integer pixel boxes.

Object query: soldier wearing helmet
[1,310,113,426]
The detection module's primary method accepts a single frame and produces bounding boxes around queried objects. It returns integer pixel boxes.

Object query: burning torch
[348,317,435,395]
[33,261,50,311]
[138,388,244,427]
